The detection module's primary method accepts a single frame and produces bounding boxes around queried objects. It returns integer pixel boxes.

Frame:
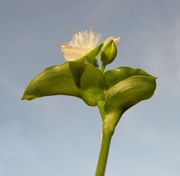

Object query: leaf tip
[21,94,37,101]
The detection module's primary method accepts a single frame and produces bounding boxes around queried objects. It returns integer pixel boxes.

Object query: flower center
[68,28,101,49]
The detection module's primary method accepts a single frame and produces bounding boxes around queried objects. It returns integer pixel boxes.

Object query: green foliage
[22,39,156,127]
[80,63,106,105]
[104,66,152,88]
[22,62,80,100]
[76,43,103,66]
[86,43,103,58]
[105,74,156,113]
[69,61,106,106]
[22,63,156,114]
[22,62,106,106]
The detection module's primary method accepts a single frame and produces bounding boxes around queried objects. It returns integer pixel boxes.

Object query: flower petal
[61,45,90,61]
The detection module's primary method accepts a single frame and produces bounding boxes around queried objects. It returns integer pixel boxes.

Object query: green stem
[97,101,105,120]
[101,64,106,73]
[95,111,123,176]
[95,129,113,176]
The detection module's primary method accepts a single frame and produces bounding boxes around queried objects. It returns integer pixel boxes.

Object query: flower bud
[101,40,117,66]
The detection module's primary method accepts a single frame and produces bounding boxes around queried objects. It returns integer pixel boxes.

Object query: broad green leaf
[22,62,80,100]
[68,61,106,105]
[80,64,106,106]
[104,75,156,113]
[22,61,106,107]
[69,61,85,88]
[104,67,151,89]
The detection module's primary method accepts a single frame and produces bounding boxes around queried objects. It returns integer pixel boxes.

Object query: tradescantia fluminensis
[22,28,156,176]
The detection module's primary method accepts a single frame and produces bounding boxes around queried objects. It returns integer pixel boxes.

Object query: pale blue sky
[0,0,180,176]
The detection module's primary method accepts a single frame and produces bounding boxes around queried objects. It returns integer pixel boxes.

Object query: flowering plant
[22,29,156,176]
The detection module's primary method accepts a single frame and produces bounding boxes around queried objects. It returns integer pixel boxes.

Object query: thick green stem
[97,101,105,120]
[95,111,123,176]
[95,129,113,176]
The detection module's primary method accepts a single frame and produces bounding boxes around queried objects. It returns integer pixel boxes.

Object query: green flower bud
[101,40,118,66]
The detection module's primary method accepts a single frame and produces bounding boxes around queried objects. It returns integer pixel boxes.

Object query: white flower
[61,28,101,61]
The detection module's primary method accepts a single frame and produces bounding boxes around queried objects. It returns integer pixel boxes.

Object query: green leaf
[22,61,106,107]
[86,57,99,67]
[104,66,151,89]
[76,43,103,66]
[22,62,80,100]
[68,61,106,105]
[69,61,85,88]
[80,64,106,106]
[104,75,156,113]
[86,43,103,58]
[84,43,103,66]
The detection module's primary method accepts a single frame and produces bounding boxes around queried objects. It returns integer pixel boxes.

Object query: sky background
[0,0,180,176]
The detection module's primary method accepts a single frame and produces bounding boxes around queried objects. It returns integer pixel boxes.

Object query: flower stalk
[95,128,113,176]
[96,109,123,176]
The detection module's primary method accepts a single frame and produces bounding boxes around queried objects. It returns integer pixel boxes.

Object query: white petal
[61,45,90,61]
[60,29,101,61]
